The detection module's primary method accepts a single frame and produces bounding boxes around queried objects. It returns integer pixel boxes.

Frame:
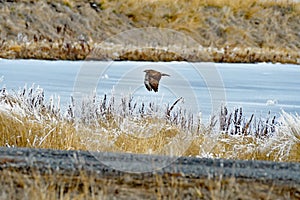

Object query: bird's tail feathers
[161,73,170,77]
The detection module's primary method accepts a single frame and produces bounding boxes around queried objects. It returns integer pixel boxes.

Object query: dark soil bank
[0,147,299,199]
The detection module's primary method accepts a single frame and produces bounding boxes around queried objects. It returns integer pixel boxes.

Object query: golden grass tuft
[0,110,85,150]
[62,0,73,8]
[8,45,22,53]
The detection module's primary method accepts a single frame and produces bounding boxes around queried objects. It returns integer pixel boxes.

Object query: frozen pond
[1,59,300,120]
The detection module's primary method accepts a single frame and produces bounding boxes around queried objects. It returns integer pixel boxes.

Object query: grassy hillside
[0,0,299,63]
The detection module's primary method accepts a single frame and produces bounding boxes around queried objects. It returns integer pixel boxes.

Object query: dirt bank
[1,147,299,199]
[0,0,300,63]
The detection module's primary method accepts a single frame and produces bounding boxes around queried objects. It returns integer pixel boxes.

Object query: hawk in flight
[144,69,170,92]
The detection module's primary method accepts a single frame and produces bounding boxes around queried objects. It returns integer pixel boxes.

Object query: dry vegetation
[0,0,299,63]
[1,0,300,198]
[0,85,300,199]
[0,85,299,162]
[1,168,298,200]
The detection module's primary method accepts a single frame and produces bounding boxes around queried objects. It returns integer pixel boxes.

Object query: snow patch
[266,99,278,106]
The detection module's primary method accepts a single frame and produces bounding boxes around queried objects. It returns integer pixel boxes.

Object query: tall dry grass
[0,85,299,162]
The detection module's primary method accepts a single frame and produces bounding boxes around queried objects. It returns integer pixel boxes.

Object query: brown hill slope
[0,0,299,63]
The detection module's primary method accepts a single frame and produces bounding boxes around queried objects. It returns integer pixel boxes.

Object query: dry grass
[2,168,296,200]
[1,76,298,200]
[0,85,299,162]
[0,0,299,63]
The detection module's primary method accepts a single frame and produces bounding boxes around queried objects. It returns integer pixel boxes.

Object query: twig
[166,97,183,120]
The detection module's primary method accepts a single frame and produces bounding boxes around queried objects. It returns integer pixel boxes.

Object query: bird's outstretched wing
[144,80,152,91]
[144,69,169,92]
